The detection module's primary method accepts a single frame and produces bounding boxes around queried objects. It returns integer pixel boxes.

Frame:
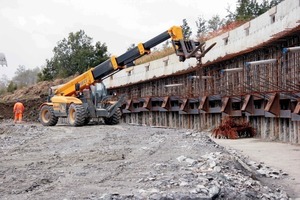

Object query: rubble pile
[101,134,288,199]
[224,147,290,179]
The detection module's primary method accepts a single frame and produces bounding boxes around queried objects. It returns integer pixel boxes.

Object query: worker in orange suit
[13,99,25,123]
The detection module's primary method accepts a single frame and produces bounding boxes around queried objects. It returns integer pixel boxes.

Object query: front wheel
[68,103,85,126]
[39,105,58,126]
[104,108,122,125]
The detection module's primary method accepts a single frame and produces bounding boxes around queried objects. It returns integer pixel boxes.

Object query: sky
[0,0,238,79]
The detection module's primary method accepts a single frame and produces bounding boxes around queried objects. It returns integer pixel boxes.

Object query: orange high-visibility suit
[13,102,25,122]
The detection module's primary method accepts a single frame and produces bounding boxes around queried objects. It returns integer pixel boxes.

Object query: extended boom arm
[54,26,207,97]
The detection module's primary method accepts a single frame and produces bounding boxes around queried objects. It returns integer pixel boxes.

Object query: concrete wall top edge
[204,0,299,63]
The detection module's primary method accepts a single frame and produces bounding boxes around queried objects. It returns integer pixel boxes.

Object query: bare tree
[195,16,207,41]
[208,15,225,32]
[13,65,40,88]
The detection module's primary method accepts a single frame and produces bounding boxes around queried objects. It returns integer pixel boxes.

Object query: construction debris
[212,116,256,139]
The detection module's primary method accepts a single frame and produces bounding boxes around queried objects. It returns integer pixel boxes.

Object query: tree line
[0,66,40,95]
[185,0,283,40]
[0,0,283,96]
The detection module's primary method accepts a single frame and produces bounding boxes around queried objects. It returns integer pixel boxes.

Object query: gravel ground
[0,121,290,200]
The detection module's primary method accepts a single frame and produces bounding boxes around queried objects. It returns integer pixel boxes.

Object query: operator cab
[90,82,108,103]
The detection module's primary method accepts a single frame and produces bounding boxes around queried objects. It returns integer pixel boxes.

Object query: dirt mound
[0,78,68,121]
[1,79,66,102]
[0,98,43,121]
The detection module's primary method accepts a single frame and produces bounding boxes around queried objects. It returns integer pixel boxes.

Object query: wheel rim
[41,109,50,123]
[69,107,76,124]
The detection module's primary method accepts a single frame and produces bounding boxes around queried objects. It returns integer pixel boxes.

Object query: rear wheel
[68,104,85,126]
[39,105,58,126]
[104,108,122,125]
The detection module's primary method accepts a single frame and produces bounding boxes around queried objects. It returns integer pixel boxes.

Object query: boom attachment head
[172,40,216,63]
[168,26,216,63]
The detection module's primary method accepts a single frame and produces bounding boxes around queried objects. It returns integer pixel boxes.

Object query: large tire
[39,105,58,126]
[68,104,85,126]
[104,108,122,125]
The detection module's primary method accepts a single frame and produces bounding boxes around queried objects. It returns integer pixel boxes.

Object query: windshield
[94,82,107,101]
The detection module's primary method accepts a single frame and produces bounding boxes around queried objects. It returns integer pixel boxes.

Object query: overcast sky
[0,0,238,79]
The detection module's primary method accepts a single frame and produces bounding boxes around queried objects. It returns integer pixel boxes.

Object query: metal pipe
[221,67,243,73]
[282,46,300,54]
[245,59,277,67]
[201,76,212,79]
[188,76,200,79]
[165,83,183,88]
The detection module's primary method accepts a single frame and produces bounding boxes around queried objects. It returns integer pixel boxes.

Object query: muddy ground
[0,121,292,200]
